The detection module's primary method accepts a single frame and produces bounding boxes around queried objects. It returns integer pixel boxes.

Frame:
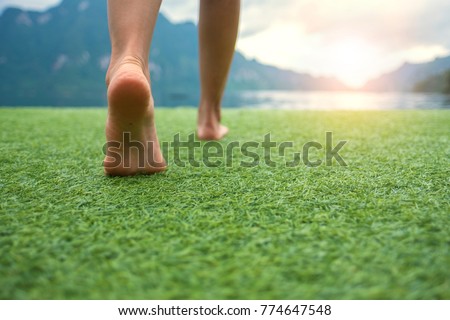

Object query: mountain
[413,70,450,94]
[363,55,450,92]
[0,0,347,107]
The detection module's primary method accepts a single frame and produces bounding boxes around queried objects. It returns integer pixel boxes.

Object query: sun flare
[330,38,378,88]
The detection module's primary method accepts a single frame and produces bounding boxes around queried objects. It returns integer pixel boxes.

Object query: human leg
[197,0,240,140]
[104,0,165,176]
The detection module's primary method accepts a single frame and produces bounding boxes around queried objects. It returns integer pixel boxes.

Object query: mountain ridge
[0,0,348,106]
[362,55,450,92]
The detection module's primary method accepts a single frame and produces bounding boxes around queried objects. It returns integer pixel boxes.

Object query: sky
[1,0,450,87]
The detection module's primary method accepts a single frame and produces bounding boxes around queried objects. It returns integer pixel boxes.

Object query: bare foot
[103,57,166,176]
[197,104,229,140]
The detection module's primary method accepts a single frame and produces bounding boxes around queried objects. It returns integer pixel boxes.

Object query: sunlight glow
[2,0,449,87]
[330,38,378,88]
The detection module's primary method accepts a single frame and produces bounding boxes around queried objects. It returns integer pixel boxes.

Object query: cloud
[0,0,58,11]
[1,0,449,85]
[234,0,450,85]
[233,0,450,49]
[160,0,198,24]
[159,0,450,84]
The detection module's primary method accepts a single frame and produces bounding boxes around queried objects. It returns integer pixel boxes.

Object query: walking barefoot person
[103,0,240,176]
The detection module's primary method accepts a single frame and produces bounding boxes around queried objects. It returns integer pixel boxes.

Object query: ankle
[198,102,221,124]
[106,55,149,87]
[106,60,153,118]
[198,114,221,129]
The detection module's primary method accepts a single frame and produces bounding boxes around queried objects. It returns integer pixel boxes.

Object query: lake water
[221,91,450,110]
[2,90,449,110]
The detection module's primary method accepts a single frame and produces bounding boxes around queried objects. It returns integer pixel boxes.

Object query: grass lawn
[0,107,449,299]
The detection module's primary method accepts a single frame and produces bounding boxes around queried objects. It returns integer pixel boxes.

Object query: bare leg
[104,0,166,176]
[197,0,240,140]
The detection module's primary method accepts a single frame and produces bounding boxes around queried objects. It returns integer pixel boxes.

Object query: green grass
[0,108,449,299]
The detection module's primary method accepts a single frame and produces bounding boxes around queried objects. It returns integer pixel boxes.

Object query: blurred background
[0,0,450,108]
